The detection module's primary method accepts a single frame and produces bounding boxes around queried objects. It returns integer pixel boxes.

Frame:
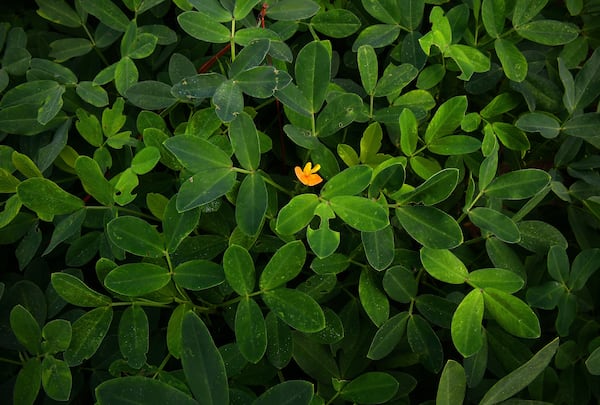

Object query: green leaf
[374,63,418,97]
[516,20,579,45]
[75,156,113,206]
[126,81,175,110]
[518,220,568,254]
[163,196,200,253]
[359,268,389,327]
[446,45,491,81]
[427,135,481,155]
[188,0,231,21]
[399,0,424,30]
[181,311,228,404]
[367,312,409,360]
[96,376,197,405]
[383,265,417,303]
[10,305,42,354]
[362,0,400,24]
[104,263,171,296]
[164,135,232,173]
[14,358,41,405]
[233,0,260,19]
[481,0,505,38]
[480,338,559,405]
[118,305,149,369]
[586,346,600,375]
[177,11,230,43]
[223,244,255,296]
[80,0,129,31]
[562,113,600,141]
[276,194,319,235]
[266,312,293,369]
[320,165,372,199]
[330,196,389,232]
[178,168,237,211]
[64,306,113,366]
[571,48,600,111]
[173,260,224,291]
[295,41,330,113]
[394,168,459,205]
[484,169,550,199]
[36,0,82,27]
[468,207,520,243]
[75,109,103,147]
[171,73,226,101]
[512,0,549,27]
[424,96,467,143]
[494,38,527,82]
[114,57,138,96]
[437,360,467,405]
[17,178,84,217]
[369,157,406,198]
[316,93,363,137]
[396,206,463,249]
[568,248,600,291]
[253,380,313,405]
[483,288,541,338]
[468,269,524,293]
[41,355,71,401]
[107,216,164,257]
[228,39,269,78]
[420,247,468,284]
[311,9,361,38]
[547,245,569,283]
[407,314,444,372]
[230,112,260,171]
[51,272,111,307]
[260,240,306,290]
[362,225,394,271]
[399,107,418,156]
[236,66,291,98]
[12,151,43,178]
[235,297,267,363]
[42,320,71,353]
[515,112,560,138]
[340,372,399,404]
[49,38,92,61]
[352,24,401,51]
[451,289,484,357]
[213,80,244,122]
[262,288,325,333]
[76,81,109,107]
[266,0,320,21]
[492,122,530,151]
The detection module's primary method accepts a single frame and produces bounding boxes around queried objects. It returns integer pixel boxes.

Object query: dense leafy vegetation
[1,0,600,403]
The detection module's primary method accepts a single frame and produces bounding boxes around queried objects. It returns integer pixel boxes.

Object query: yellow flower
[294,162,323,186]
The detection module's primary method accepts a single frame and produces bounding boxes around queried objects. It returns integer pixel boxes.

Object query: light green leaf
[436,360,467,405]
[374,63,418,97]
[330,196,389,232]
[75,156,114,206]
[230,112,260,171]
[424,96,467,143]
[451,290,484,357]
[41,355,71,401]
[276,193,319,235]
[512,0,549,27]
[49,38,92,61]
[446,44,491,81]
[17,178,84,217]
[223,244,255,296]
[164,135,232,173]
[483,288,541,338]
[80,0,129,31]
[233,0,260,20]
[395,168,459,205]
[10,305,42,355]
[36,0,83,27]
[352,24,401,51]
[468,269,524,293]
[494,38,528,82]
[420,247,468,284]
[320,165,372,199]
[399,107,419,156]
[481,0,505,38]
[266,0,320,21]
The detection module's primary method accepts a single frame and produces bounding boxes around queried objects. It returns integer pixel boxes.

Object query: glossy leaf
[484,169,550,199]
[483,288,541,338]
[163,196,200,252]
[482,0,505,38]
[495,38,527,82]
[260,240,306,290]
[480,338,559,405]
[394,168,459,205]
[420,247,468,284]
[104,263,171,296]
[320,165,372,199]
[518,220,568,254]
[262,288,325,333]
[468,207,520,243]
[266,312,293,369]
[451,289,484,357]
[396,206,463,249]
[468,269,524,293]
[330,196,389,232]
[424,96,467,143]
[436,360,467,405]
[181,311,229,404]
[276,193,319,235]
[107,216,164,258]
[383,265,417,303]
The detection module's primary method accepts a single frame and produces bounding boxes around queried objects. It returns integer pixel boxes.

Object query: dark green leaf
[107,216,164,257]
[437,360,467,405]
[14,358,41,405]
[468,269,524,293]
[182,311,229,404]
[104,263,170,296]
[266,312,293,369]
[51,272,111,307]
[518,220,567,254]
[383,265,417,303]
[359,268,389,327]
[118,305,149,369]
[266,0,320,21]
[367,312,409,360]
[177,11,230,43]
[235,175,267,236]
[253,380,313,405]
[468,207,520,243]
[262,288,325,333]
[36,0,82,27]
[230,112,260,171]
[80,0,129,31]
[171,73,226,101]
[396,206,463,249]
[568,248,600,291]
[173,260,225,291]
[10,305,42,354]
[340,372,399,404]
[176,168,236,211]
[480,338,559,405]
[311,9,361,38]
[407,314,444,372]
[96,376,197,405]
[374,63,418,97]
[330,196,389,232]
[484,169,550,199]
[235,297,267,363]
[515,112,560,138]
[361,225,394,271]
[516,20,579,45]
[163,196,200,252]
[41,355,71,401]
[213,80,244,122]
[49,38,92,61]
[295,40,330,113]
[126,81,175,110]
[260,240,306,290]
[223,244,255,296]
[427,135,481,155]
[316,93,363,137]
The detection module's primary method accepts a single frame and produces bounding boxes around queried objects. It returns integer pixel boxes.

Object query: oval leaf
[104,263,170,296]
[262,288,325,333]
[107,216,164,258]
[396,206,463,249]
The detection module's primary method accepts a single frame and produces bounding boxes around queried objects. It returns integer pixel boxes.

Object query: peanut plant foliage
[1,0,600,403]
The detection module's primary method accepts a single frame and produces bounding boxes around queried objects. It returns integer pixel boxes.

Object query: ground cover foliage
[1,0,600,403]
